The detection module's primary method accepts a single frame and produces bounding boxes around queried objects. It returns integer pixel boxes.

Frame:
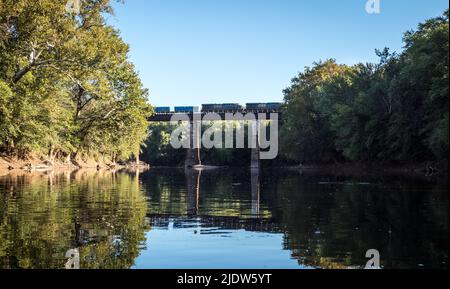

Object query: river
[0,168,447,269]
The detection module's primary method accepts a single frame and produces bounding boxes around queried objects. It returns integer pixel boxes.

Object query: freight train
[153,103,282,113]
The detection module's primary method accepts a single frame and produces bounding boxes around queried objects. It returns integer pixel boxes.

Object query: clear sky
[108,0,449,107]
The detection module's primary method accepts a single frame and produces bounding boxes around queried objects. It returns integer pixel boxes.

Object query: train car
[174,106,199,113]
[222,103,243,111]
[154,107,171,113]
[201,104,221,112]
[246,103,282,111]
[246,103,268,111]
[266,102,283,111]
[202,103,243,112]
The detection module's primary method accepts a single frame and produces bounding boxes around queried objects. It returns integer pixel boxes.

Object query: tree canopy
[280,10,449,165]
[0,0,152,163]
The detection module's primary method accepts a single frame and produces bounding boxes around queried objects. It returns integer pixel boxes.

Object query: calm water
[0,168,448,269]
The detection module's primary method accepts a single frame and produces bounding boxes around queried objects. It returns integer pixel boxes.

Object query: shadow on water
[0,168,448,269]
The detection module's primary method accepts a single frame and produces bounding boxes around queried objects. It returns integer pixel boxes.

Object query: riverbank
[2,154,447,180]
[0,155,150,173]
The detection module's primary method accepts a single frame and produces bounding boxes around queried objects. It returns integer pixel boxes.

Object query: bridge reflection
[185,168,201,216]
[146,167,279,233]
[251,168,260,217]
[146,215,281,234]
[184,168,261,218]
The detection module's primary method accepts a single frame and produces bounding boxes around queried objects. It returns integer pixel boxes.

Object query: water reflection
[0,170,149,269]
[185,168,201,216]
[251,168,261,217]
[268,171,449,269]
[0,168,448,269]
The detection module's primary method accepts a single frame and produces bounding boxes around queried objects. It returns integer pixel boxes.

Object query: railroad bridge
[148,103,282,168]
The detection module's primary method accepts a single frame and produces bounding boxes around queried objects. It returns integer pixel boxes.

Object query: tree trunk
[135,152,140,166]
[49,147,56,162]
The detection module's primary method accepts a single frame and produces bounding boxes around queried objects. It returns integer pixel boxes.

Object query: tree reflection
[0,170,149,269]
[268,172,449,269]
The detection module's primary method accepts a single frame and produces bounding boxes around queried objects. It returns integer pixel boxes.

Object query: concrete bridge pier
[185,119,201,168]
[250,120,260,169]
[250,147,260,169]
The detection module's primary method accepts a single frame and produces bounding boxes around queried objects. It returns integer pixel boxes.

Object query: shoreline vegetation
[1,3,448,178]
[1,154,445,181]
[1,1,152,169]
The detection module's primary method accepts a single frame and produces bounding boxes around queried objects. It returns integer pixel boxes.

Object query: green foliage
[0,0,152,161]
[0,171,149,269]
[281,10,449,164]
[141,123,186,166]
[0,80,13,143]
[280,60,348,163]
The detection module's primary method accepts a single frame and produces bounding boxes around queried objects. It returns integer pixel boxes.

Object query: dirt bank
[0,154,150,173]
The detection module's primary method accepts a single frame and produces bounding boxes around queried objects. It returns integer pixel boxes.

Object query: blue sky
[108,0,448,107]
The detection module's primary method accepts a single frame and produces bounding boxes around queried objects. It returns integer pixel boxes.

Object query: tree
[280,10,449,166]
[397,10,449,161]
[0,0,152,162]
[280,60,348,163]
